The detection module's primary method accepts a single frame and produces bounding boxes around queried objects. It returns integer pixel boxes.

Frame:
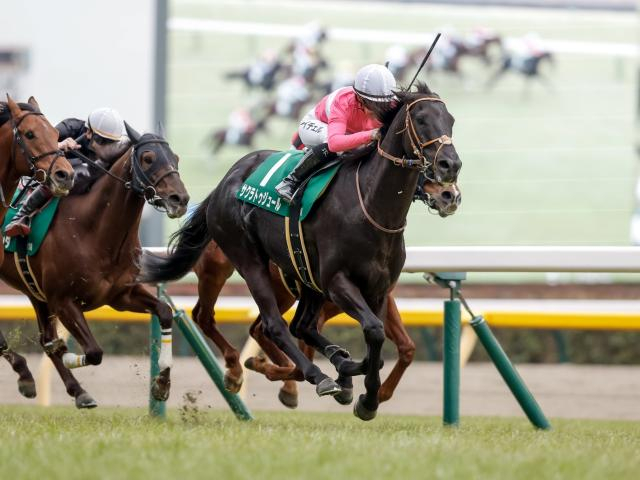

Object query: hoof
[75,392,97,409]
[315,377,342,397]
[334,387,353,405]
[353,394,377,421]
[18,380,36,399]
[151,368,171,401]
[223,371,243,394]
[278,388,298,409]
[243,356,263,372]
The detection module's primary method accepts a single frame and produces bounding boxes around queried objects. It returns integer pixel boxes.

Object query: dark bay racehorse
[190,178,461,408]
[0,96,75,399]
[140,83,461,420]
[0,124,189,408]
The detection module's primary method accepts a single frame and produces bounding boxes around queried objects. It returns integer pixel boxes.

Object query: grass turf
[1,406,639,479]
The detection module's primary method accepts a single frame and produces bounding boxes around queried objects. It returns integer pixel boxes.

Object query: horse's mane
[0,102,36,128]
[375,82,438,136]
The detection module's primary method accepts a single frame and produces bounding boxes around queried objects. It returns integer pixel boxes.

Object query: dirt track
[1,355,639,421]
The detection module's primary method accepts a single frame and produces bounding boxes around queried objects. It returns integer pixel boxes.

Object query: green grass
[1,406,640,479]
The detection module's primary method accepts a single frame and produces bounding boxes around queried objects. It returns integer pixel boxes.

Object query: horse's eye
[25,131,35,140]
[142,153,153,165]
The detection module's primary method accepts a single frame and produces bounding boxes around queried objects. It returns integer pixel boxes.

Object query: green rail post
[149,312,166,419]
[471,315,551,430]
[429,272,466,427]
[443,297,461,426]
[172,309,253,421]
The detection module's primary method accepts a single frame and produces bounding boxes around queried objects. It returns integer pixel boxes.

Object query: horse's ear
[124,121,141,144]
[27,96,41,113]
[156,121,166,138]
[6,94,22,118]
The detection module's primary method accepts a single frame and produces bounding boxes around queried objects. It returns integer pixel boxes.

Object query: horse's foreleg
[315,304,354,405]
[378,295,415,403]
[51,301,103,367]
[32,301,96,408]
[192,243,242,392]
[0,329,36,398]
[230,255,339,396]
[328,273,386,421]
[110,285,173,402]
[294,291,361,384]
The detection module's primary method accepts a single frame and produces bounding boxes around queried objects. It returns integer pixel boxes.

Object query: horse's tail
[138,194,212,284]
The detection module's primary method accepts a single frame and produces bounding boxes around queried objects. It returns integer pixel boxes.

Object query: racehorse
[0,123,189,408]
[140,82,461,420]
[0,96,75,399]
[486,51,554,90]
[189,178,461,408]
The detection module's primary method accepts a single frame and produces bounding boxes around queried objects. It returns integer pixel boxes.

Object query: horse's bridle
[358,97,455,234]
[128,138,180,210]
[377,97,453,182]
[71,137,179,213]
[11,112,65,183]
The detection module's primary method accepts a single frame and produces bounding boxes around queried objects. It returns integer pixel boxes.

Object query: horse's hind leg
[32,301,96,408]
[327,272,386,421]
[192,242,243,392]
[0,329,36,398]
[378,294,415,403]
[110,285,174,402]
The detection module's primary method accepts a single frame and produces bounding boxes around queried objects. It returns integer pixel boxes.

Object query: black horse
[139,83,461,420]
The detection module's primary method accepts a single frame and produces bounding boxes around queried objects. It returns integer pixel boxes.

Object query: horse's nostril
[438,160,451,172]
[54,170,68,181]
[168,194,181,205]
[441,191,453,201]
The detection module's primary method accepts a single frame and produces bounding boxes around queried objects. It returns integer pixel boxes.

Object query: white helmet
[354,64,397,102]
[87,107,124,141]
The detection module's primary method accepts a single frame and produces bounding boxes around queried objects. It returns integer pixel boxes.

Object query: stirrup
[275,179,297,203]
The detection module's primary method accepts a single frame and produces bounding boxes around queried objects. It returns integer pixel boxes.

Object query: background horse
[140,83,461,421]
[0,124,189,408]
[190,178,461,408]
[0,95,75,399]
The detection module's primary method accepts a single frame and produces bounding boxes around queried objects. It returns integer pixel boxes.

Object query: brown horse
[191,178,461,408]
[0,123,189,408]
[0,96,75,399]
[140,83,461,420]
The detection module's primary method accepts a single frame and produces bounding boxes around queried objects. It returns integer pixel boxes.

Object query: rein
[355,161,406,234]
[68,137,177,212]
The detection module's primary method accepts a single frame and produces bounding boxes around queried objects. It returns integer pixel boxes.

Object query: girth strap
[13,237,46,302]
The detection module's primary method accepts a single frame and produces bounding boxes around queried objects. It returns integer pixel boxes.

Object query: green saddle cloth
[236,150,340,220]
[2,188,60,256]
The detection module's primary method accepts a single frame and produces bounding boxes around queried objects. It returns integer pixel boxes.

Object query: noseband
[11,111,65,183]
[377,97,453,182]
[128,138,180,211]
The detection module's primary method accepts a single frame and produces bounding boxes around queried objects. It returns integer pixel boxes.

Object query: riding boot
[275,143,335,203]
[4,185,53,237]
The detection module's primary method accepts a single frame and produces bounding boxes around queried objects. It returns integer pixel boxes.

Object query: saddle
[2,183,59,256]
[237,145,375,293]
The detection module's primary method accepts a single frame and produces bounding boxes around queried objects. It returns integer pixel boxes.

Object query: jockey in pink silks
[275,64,397,203]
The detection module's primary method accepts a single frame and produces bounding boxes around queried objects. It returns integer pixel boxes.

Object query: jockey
[275,63,397,203]
[4,107,126,237]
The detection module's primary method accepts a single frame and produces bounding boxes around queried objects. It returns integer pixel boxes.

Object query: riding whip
[406,32,441,91]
